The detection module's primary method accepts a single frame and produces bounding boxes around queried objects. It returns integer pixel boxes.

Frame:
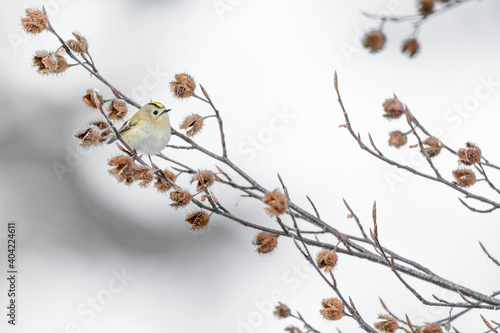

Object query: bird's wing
[118,119,139,135]
[107,119,139,144]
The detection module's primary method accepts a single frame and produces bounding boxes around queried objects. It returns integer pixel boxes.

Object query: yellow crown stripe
[149,102,164,108]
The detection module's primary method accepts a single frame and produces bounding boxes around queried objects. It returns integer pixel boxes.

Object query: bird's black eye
[153,110,158,115]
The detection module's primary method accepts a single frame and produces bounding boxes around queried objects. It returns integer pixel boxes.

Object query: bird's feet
[124,148,138,158]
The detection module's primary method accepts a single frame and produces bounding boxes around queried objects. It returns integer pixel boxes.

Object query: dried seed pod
[374,315,399,333]
[21,8,48,35]
[108,155,136,184]
[191,170,215,191]
[274,303,291,319]
[417,323,443,333]
[320,298,344,321]
[75,125,105,147]
[383,98,403,119]
[82,88,104,109]
[402,39,420,58]
[180,114,204,136]
[423,137,442,157]
[170,189,192,207]
[252,232,278,254]
[262,191,288,216]
[170,73,196,98]
[132,166,155,187]
[316,250,338,272]
[418,0,435,15]
[33,50,49,68]
[154,170,177,192]
[363,30,386,53]
[388,131,408,148]
[108,99,128,120]
[452,169,476,187]
[67,32,89,55]
[284,327,302,333]
[89,120,112,137]
[32,50,69,75]
[458,142,481,165]
[185,210,211,230]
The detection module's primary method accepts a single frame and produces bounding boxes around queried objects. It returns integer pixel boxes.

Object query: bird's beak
[160,109,172,115]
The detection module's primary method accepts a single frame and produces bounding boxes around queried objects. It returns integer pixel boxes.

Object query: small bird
[108,102,171,167]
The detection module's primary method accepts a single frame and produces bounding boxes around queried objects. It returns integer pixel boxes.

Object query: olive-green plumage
[108,102,171,155]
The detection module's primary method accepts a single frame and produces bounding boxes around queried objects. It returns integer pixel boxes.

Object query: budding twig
[193,88,228,159]
[43,7,141,109]
[479,241,500,267]
[363,0,476,23]
[31,9,500,330]
[334,71,500,212]
[289,312,322,333]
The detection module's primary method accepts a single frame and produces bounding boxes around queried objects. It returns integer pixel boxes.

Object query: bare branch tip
[342,198,351,211]
[348,296,357,310]
[405,314,414,332]
[481,314,497,332]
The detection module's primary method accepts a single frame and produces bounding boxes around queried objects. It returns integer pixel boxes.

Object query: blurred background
[1,0,500,332]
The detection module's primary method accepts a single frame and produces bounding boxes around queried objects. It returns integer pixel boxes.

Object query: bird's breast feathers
[134,123,171,154]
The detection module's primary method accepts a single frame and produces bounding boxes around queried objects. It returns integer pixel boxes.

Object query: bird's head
[138,102,171,121]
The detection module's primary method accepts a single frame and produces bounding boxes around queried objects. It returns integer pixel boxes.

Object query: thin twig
[334,72,500,212]
[479,241,500,267]
[194,89,228,158]
[362,0,476,23]
[290,313,322,333]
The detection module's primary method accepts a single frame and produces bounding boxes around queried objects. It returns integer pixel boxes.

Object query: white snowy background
[1,0,499,332]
